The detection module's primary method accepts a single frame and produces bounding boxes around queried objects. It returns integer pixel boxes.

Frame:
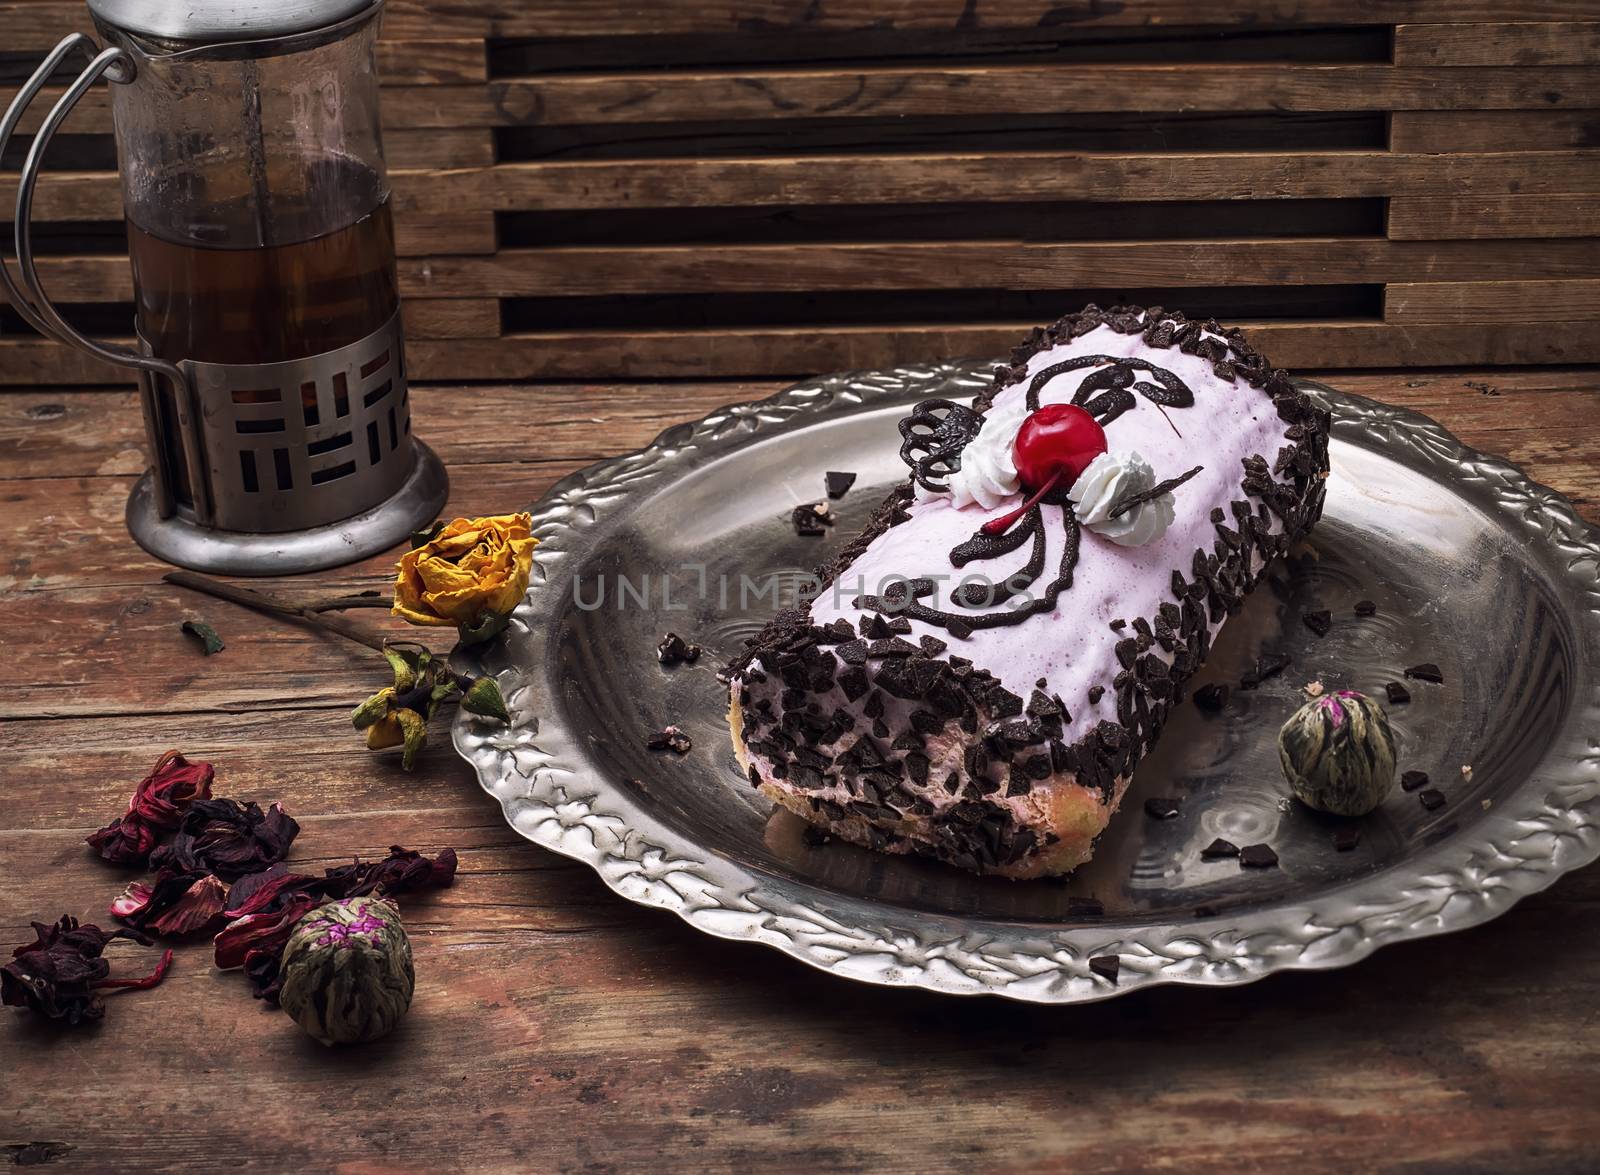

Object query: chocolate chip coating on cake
[729,304,1330,878]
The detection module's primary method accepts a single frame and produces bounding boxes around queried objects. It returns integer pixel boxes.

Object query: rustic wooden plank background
[3,0,1599,382]
[1,370,1598,1172]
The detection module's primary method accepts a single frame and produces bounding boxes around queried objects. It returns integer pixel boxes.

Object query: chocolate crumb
[824,471,857,499]
[1401,770,1430,792]
[1302,609,1332,637]
[946,619,973,641]
[791,501,833,537]
[1088,955,1120,984]
[1239,843,1278,868]
[1087,685,1105,705]
[1419,788,1447,812]
[1109,619,1127,632]
[1144,797,1181,821]
[1385,681,1411,705]
[1355,599,1377,617]
[1332,827,1361,852]
[1201,838,1240,859]
[1192,682,1229,712]
[656,631,702,666]
[1240,653,1291,690]
[1404,662,1444,684]
[646,725,693,754]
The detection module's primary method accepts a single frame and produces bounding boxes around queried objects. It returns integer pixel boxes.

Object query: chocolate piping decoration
[1024,354,1194,423]
[898,398,984,494]
[1107,464,1204,520]
[857,505,1082,631]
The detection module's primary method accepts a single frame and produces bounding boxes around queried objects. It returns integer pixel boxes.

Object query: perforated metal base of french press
[127,440,448,576]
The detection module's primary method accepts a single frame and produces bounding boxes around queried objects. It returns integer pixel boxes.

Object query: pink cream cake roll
[728,305,1331,878]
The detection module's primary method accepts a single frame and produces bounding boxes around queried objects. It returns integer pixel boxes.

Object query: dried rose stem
[163,570,389,653]
[307,594,390,612]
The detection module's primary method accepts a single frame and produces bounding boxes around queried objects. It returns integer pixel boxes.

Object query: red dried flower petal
[151,798,299,881]
[85,817,162,867]
[126,750,213,829]
[94,948,173,991]
[1,916,166,1025]
[213,892,318,971]
[148,874,229,937]
[110,880,154,921]
[113,867,210,932]
[85,750,214,868]
[324,845,458,899]
[222,864,326,920]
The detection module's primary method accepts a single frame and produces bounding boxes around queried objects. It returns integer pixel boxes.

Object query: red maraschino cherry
[981,404,1108,536]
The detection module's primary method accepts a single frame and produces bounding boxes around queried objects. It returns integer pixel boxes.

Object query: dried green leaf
[395,709,428,771]
[180,619,224,655]
[426,680,458,719]
[381,647,417,691]
[460,676,510,723]
[351,688,394,731]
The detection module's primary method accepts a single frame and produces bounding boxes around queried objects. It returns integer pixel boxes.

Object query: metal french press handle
[0,33,204,521]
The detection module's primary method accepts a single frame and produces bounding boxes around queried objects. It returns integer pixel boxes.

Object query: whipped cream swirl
[914,399,1028,510]
[1069,449,1176,547]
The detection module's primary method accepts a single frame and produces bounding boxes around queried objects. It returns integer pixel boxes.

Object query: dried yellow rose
[392,513,536,636]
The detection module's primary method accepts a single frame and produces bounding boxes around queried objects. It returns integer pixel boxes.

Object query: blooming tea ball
[277,895,413,1046]
[1277,689,1396,817]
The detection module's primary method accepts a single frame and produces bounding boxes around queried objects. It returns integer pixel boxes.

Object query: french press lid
[85,0,376,46]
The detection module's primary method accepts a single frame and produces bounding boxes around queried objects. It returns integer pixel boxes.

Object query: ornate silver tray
[453,362,1600,1004]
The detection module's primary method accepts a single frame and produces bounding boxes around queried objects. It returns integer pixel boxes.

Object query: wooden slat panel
[417,321,1600,376]
[369,39,487,84]
[397,66,1600,127]
[1389,194,1600,239]
[470,152,1600,212]
[1386,280,1600,323]
[13,238,1600,305]
[393,211,497,256]
[401,297,502,338]
[1390,111,1600,152]
[1393,21,1600,65]
[401,239,1600,297]
[6,152,1600,222]
[8,1,1600,47]
[385,128,496,170]
[9,321,1592,385]
[19,66,1598,139]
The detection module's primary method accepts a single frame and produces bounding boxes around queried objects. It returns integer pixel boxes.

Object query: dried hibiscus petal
[323,845,458,899]
[213,892,320,1002]
[113,866,211,932]
[109,880,154,921]
[86,750,214,867]
[151,797,299,881]
[147,874,229,937]
[1,916,172,1025]
[222,863,329,920]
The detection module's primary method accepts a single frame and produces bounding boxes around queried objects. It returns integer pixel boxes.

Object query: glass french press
[1,0,447,574]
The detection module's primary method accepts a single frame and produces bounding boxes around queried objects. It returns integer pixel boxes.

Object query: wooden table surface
[2,368,1598,1173]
